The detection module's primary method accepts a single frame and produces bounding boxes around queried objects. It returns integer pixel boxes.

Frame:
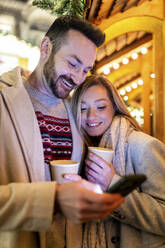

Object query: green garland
[32,0,90,18]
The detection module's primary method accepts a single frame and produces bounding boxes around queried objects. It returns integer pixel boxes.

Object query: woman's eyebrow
[96,98,107,102]
[81,99,107,104]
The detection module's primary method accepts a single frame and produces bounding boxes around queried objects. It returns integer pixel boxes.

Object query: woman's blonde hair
[72,75,141,143]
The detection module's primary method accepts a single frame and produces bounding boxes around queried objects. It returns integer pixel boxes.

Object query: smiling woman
[72,74,140,145]
[71,74,165,248]
[80,84,115,137]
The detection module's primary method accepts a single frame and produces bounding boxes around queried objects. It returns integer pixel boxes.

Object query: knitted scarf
[82,115,134,248]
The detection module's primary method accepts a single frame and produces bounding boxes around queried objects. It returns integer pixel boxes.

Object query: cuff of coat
[10,181,56,231]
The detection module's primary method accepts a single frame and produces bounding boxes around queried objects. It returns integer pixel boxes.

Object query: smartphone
[107,174,147,196]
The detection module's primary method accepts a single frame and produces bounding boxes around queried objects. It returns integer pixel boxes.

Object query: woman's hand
[85,151,115,192]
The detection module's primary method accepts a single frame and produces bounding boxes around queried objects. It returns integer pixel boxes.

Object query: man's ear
[40,37,52,61]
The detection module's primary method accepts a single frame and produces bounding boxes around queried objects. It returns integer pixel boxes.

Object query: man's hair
[45,15,105,53]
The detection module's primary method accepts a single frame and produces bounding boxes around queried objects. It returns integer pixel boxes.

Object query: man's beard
[44,70,72,99]
[50,76,71,99]
[44,67,75,99]
[43,62,65,99]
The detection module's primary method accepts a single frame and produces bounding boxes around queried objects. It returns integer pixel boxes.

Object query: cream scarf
[82,116,134,248]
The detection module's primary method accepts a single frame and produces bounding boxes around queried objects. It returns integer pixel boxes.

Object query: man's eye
[68,61,76,68]
[83,69,89,74]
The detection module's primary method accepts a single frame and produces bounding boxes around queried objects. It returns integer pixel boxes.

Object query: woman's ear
[40,36,52,61]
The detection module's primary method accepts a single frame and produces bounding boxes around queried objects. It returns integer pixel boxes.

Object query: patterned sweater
[24,82,73,179]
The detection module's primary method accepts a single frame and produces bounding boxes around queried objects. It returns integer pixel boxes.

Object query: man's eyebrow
[70,55,93,70]
[71,55,82,64]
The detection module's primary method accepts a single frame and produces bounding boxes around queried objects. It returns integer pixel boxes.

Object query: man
[0,16,124,248]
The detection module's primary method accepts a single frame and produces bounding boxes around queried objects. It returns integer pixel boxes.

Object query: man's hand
[55,179,124,223]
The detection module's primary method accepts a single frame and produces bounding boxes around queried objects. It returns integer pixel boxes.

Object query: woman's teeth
[87,123,99,127]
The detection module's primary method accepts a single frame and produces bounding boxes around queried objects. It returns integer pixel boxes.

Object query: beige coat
[0,67,84,248]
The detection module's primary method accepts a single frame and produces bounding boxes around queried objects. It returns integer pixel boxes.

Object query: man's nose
[71,69,86,86]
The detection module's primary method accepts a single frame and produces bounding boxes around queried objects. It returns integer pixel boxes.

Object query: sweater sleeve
[111,132,165,236]
[0,181,56,231]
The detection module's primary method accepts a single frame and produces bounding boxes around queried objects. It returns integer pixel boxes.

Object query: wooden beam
[95,34,152,69]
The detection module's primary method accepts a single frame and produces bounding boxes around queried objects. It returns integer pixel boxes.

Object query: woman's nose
[87,108,97,118]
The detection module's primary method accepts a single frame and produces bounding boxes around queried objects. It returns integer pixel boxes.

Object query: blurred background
[0,0,164,142]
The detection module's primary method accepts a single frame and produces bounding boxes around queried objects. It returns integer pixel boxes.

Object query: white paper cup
[88,147,114,163]
[50,160,79,184]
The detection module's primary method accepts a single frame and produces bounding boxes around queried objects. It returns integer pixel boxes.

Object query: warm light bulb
[120,89,126,95]
[113,62,120,70]
[122,57,129,64]
[126,86,131,92]
[131,52,138,60]
[138,79,143,85]
[141,47,148,54]
[132,82,137,89]
[123,96,128,101]
[150,73,155,79]
[103,67,110,75]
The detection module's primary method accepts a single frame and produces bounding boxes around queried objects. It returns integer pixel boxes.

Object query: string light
[122,57,129,64]
[127,105,144,126]
[123,95,128,101]
[132,82,138,89]
[138,79,143,85]
[103,67,110,75]
[131,52,138,60]
[141,47,148,54]
[126,86,131,92]
[120,89,126,95]
[150,73,155,78]
[113,62,120,70]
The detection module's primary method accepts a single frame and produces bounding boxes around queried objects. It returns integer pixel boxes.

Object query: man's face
[44,29,97,99]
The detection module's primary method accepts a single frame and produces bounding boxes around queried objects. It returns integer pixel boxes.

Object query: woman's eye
[81,107,87,112]
[98,106,106,110]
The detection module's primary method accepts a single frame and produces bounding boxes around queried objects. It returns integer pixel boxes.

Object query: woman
[71,75,165,248]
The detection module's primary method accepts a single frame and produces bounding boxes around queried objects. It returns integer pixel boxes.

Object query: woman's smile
[81,85,115,137]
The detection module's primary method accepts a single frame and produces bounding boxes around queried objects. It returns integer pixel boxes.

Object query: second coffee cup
[88,147,114,163]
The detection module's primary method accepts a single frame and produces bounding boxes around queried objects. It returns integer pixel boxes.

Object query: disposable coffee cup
[88,147,114,163]
[50,160,79,184]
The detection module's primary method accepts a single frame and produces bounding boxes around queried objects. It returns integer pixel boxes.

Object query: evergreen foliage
[32,0,89,18]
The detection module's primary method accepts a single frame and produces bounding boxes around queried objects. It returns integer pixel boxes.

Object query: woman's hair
[72,74,141,143]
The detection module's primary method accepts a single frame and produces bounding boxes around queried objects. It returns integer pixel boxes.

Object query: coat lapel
[1,85,45,182]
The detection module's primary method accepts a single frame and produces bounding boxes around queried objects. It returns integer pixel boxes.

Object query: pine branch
[32,0,89,18]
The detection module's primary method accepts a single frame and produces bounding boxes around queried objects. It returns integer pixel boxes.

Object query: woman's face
[81,85,115,137]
